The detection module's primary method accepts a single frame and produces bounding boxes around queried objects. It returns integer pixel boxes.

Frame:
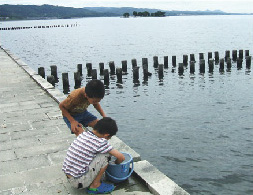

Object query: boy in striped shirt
[62,117,125,194]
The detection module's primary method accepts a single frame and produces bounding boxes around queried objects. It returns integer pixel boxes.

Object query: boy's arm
[93,103,106,117]
[59,99,83,135]
[109,149,125,164]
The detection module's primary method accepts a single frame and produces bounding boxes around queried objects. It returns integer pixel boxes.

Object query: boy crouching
[62,117,125,194]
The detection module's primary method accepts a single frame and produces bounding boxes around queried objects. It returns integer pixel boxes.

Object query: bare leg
[89,164,108,189]
[88,119,98,128]
[75,119,98,136]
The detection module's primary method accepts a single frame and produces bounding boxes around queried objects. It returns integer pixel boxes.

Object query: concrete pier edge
[1,45,189,195]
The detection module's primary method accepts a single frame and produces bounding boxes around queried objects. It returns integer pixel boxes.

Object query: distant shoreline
[0,4,252,21]
[1,14,253,22]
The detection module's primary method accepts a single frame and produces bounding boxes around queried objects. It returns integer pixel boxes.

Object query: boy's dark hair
[85,80,105,99]
[94,117,118,137]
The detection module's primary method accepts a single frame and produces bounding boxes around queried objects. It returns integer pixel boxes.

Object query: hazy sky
[0,0,252,13]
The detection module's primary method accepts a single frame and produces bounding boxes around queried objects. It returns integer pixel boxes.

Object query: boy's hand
[109,149,125,164]
[71,120,84,136]
[74,128,84,136]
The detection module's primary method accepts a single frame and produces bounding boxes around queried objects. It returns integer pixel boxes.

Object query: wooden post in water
[245,50,249,58]
[50,65,58,81]
[47,75,55,86]
[232,50,237,61]
[109,61,115,75]
[143,64,149,81]
[225,50,230,62]
[74,72,81,89]
[239,50,243,59]
[116,68,123,83]
[132,59,137,69]
[199,53,204,61]
[103,69,109,85]
[153,56,159,68]
[178,63,184,75]
[38,67,45,79]
[190,54,195,62]
[246,56,251,69]
[133,67,139,82]
[86,63,92,77]
[219,58,225,72]
[142,58,149,71]
[215,51,219,64]
[227,58,232,70]
[237,58,243,69]
[158,64,164,79]
[142,57,151,79]
[122,60,127,73]
[190,61,195,74]
[208,52,212,63]
[183,55,188,66]
[164,56,168,68]
[208,59,214,73]
[172,56,176,67]
[142,58,148,68]
[77,64,82,76]
[91,69,97,80]
[99,63,104,75]
[199,59,205,73]
[62,73,70,92]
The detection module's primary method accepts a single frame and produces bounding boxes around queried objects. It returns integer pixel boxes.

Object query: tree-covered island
[123,11,166,17]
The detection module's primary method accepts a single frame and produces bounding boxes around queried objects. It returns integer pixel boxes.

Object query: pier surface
[0,46,188,195]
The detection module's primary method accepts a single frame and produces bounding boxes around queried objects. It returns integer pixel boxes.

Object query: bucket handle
[106,159,134,181]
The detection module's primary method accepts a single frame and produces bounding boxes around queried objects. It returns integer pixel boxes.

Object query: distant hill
[0,4,117,20]
[85,7,229,16]
[0,4,246,20]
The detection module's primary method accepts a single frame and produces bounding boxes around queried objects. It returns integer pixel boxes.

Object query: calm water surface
[1,16,253,195]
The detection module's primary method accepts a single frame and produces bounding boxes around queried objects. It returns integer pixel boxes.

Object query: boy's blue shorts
[63,110,97,134]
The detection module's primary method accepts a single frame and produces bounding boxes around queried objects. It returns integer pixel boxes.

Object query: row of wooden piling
[37,49,251,93]
[0,23,78,31]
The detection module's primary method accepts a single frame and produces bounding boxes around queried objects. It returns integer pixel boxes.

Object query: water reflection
[63,87,70,94]
[245,69,251,75]
[142,80,148,86]
[116,83,123,89]
[133,82,140,87]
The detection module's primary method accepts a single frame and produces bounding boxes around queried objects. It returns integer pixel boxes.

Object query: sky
[0,0,253,13]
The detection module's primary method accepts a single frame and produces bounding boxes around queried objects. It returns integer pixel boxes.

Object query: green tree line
[123,11,166,17]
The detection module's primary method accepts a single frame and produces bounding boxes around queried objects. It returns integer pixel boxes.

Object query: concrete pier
[0,46,188,195]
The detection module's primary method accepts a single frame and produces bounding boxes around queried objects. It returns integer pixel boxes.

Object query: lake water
[1,15,253,195]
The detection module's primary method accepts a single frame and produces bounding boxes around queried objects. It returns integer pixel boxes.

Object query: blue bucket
[106,152,134,183]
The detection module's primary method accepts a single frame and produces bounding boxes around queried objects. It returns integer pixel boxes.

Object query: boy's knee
[88,119,98,128]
